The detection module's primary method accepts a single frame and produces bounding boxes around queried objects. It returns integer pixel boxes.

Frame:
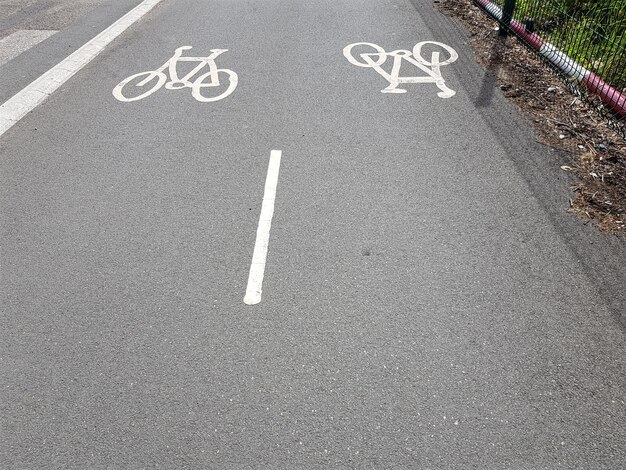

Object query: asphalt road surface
[0,0,110,36]
[1,0,625,468]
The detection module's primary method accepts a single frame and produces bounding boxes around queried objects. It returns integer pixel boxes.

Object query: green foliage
[497,0,626,89]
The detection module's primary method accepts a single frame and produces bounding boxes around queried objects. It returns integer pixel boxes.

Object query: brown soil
[436,0,626,233]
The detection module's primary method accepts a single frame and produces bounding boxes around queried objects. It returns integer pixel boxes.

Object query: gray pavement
[1,0,625,468]
[0,0,111,37]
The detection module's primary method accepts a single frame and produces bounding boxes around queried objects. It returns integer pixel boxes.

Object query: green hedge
[498,0,626,89]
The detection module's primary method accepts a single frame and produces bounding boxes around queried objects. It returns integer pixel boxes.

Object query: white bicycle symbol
[343,41,458,98]
[113,46,238,102]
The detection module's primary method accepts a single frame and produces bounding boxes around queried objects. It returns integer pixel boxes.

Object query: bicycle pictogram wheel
[412,41,458,67]
[191,69,239,102]
[112,71,167,102]
[343,42,387,68]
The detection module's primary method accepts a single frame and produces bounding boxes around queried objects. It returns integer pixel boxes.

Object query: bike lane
[1,0,625,468]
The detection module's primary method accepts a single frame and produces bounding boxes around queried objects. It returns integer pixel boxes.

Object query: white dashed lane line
[244,150,283,306]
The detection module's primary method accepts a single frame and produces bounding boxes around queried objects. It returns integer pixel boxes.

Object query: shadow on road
[475,34,508,108]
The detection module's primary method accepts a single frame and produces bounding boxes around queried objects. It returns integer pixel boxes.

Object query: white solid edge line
[244,150,282,305]
[0,0,165,138]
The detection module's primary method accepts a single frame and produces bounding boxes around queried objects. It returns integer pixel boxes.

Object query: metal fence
[474,0,626,136]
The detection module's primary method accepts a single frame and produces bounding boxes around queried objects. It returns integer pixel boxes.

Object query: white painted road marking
[343,41,458,98]
[113,46,238,102]
[0,0,164,138]
[244,150,283,306]
[0,30,58,67]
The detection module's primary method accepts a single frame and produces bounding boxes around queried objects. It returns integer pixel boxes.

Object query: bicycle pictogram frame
[113,46,238,102]
[343,41,458,98]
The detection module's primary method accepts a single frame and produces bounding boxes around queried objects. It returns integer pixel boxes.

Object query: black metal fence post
[499,0,516,36]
